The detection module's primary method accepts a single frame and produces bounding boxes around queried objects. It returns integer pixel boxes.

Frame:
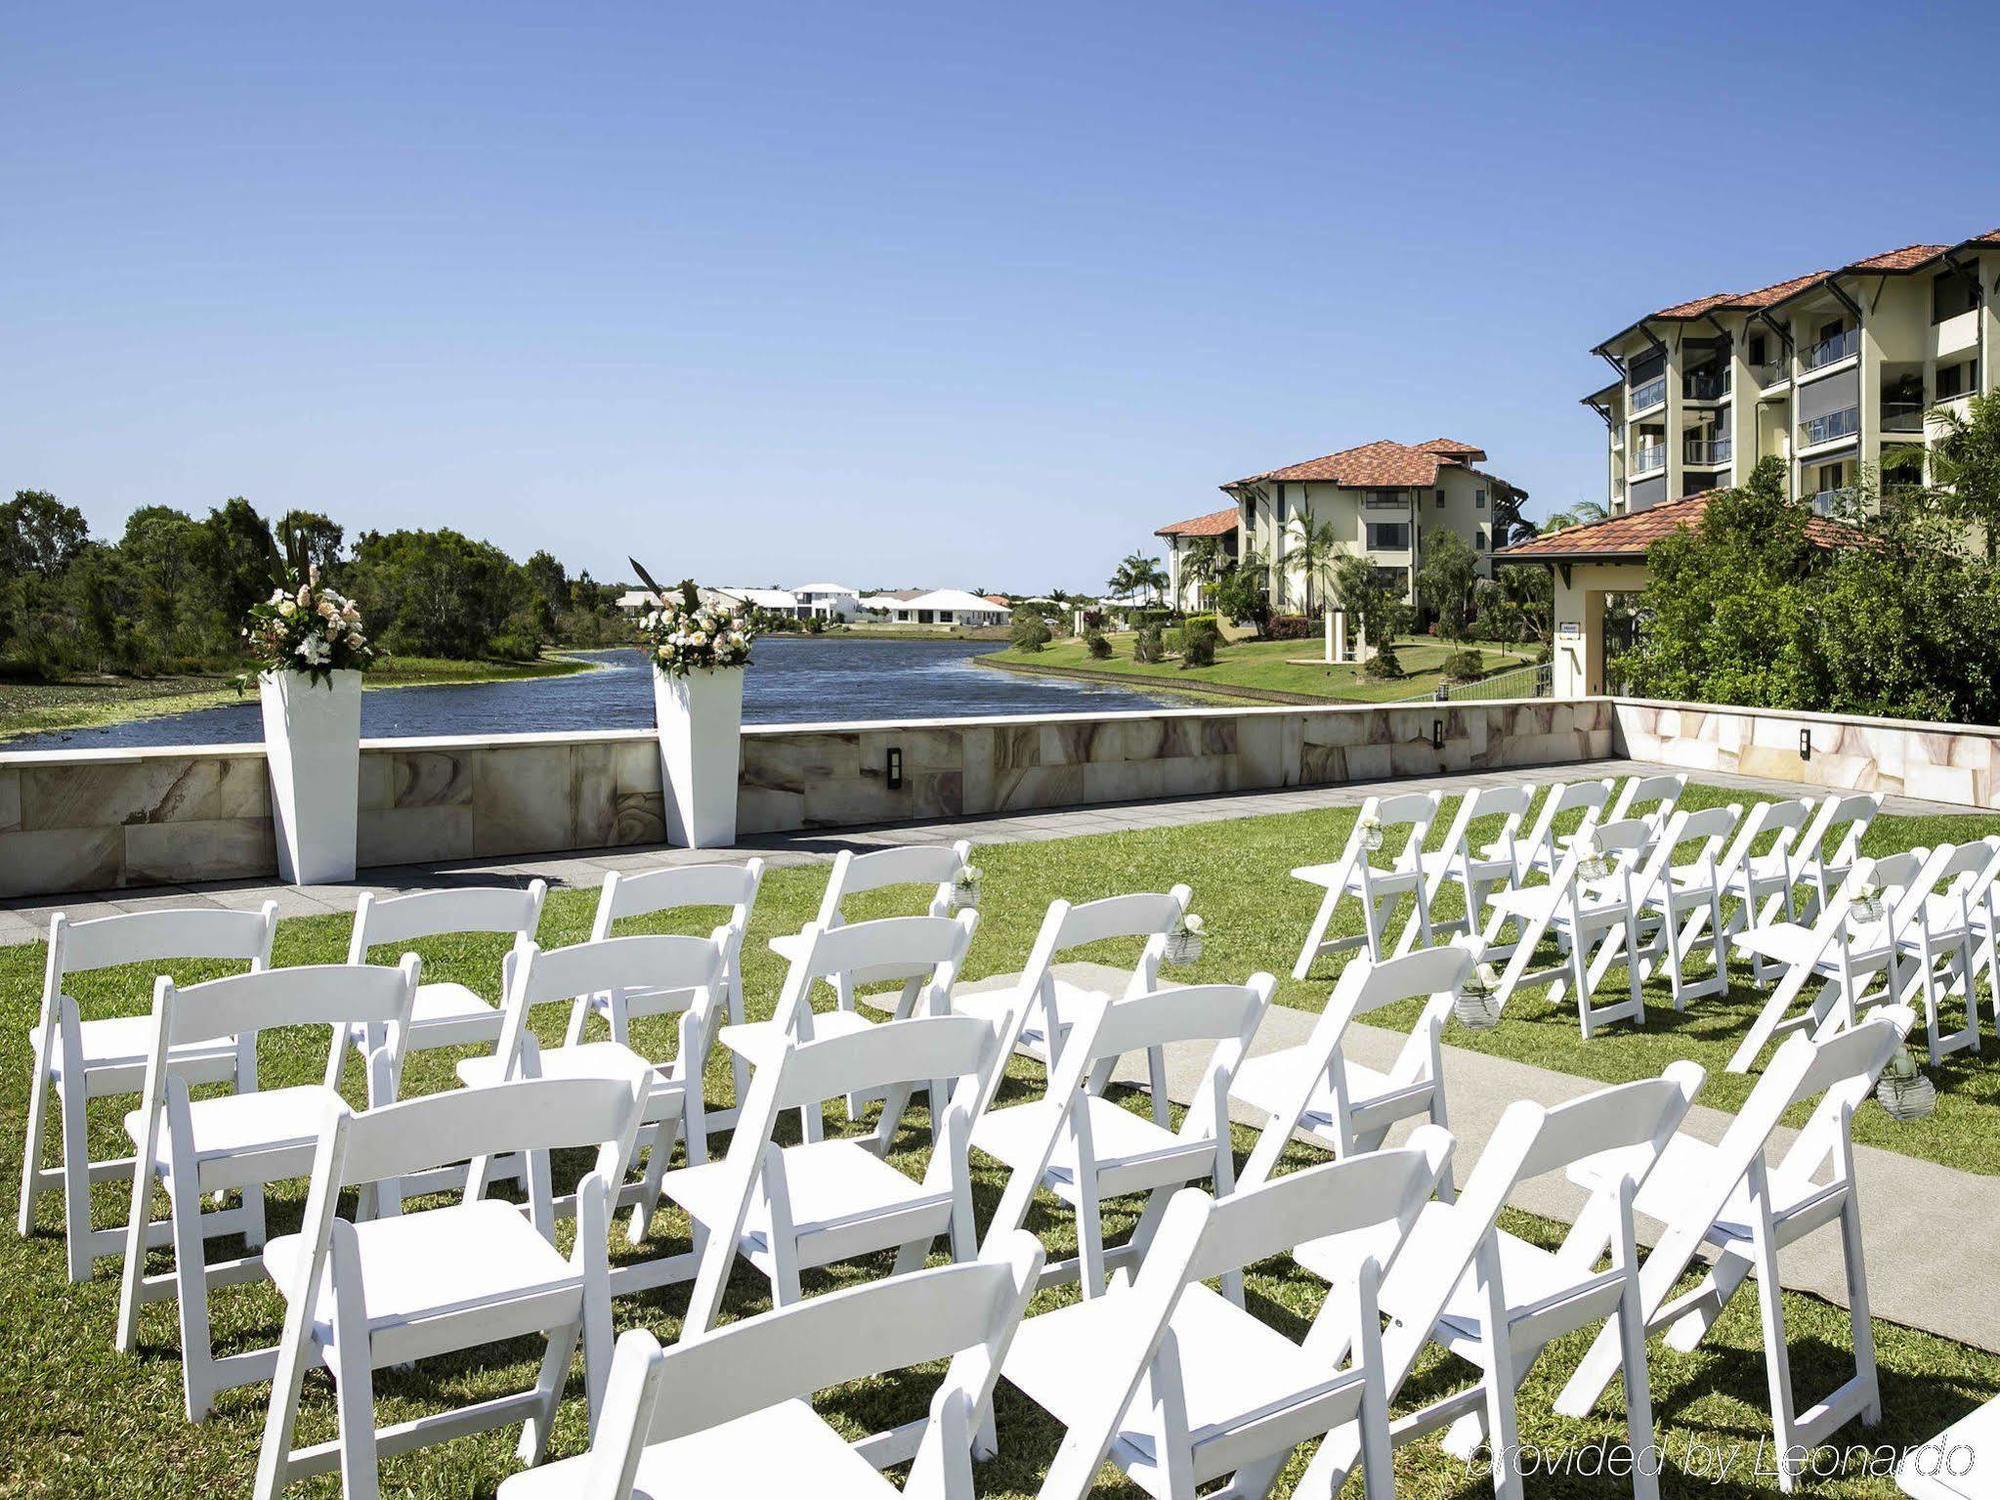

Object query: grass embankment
[8,785,2000,1494]
[0,654,591,743]
[984,631,1537,705]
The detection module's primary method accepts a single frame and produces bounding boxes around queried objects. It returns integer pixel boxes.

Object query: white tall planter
[653,665,745,849]
[259,668,362,884]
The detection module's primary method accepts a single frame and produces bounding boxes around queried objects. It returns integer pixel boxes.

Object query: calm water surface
[6,640,1183,751]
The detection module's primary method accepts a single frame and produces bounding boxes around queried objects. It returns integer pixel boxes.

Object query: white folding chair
[114,959,420,1422]
[1887,838,2000,1062]
[582,859,763,1120]
[1796,791,1884,920]
[1558,1009,1913,1494]
[1391,784,1536,957]
[345,880,546,1059]
[768,839,971,990]
[1292,792,1441,980]
[1302,1068,1700,1500]
[1728,852,1936,1072]
[671,1012,1001,1335]
[955,886,1191,1099]
[1604,771,1687,830]
[457,933,727,1274]
[1677,796,1817,984]
[974,977,1271,1299]
[18,902,277,1283]
[500,1231,1045,1500]
[1234,944,1471,1197]
[1481,817,1653,1035]
[1626,803,1744,1009]
[1003,1139,1453,1500]
[253,1074,647,1500]
[1508,776,1617,879]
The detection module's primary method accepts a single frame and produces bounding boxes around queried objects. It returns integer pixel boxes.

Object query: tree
[1415,528,1480,641]
[1540,500,1609,533]
[121,506,224,656]
[1209,550,1270,637]
[0,490,89,579]
[346,528,527,659]
[1180,537,1224,609]
[1925,390,2000,562]
[1330,552,1410,671]
[522,549,571,638]
[201,497,278,625]
[276,510,345,578]
[1490,563,1554,644]
[1283,512,1342,616]
[1108,551,1167,606]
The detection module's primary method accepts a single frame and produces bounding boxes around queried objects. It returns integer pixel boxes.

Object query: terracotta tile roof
[1730,271,1833,310]
[983,594,1010,607]
[1653,291,1740,320]
[1845,243,1949,273]
[1229,437,1491,490]
[1155,505,1241,539]
[1497,490,1867,560]
[1414,437,1487,460]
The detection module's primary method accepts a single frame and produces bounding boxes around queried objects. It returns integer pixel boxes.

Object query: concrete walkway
[1078,958,2000,1356]
[0,757,1972,947]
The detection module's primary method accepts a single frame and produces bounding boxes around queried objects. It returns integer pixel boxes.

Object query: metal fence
[1395,660,1553,703]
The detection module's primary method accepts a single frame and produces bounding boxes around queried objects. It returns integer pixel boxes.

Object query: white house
[863,588,1009,627]
[717,586,807,618]
[792,582,863,619]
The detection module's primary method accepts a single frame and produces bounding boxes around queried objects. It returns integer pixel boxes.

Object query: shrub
[1264,613,1314,641]
[1085,629,1112,660]
[1132,624,1164,663]
[1179,615,1221,668]
[1361,647,1405,680]
[1441,648,1485,683]
[1010,607,1052,652]
[489,630,539,662]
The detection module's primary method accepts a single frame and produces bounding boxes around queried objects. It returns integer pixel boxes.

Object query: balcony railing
[1683,370,1730,400]
[1757,361,1790,387]
[1881,401,1926,434]
[1809,488,1855,517]
[1798,407,1860,448]
[1629,375,1667,412]
[1801,327,1860,372]
[1684,437,1732,466]
[1632,444,1667,475]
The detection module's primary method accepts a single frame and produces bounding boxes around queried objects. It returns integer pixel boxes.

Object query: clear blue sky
[5,3,1997,593]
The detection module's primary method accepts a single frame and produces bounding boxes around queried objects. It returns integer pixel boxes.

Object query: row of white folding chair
[766,839,971,1010]
[1291,791,1441,980]
[1729,846,1997,1071]
[1519,772,1685,877]
[113,957,421,1421]
[18,901,278,1283]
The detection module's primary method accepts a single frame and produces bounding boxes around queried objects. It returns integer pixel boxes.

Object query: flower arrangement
[1849,881,1886,925]
[1453,969,1503,1031]
[1357,814,1385,852]
[1575,833,1614,882]
[952,864,983,912]
[1165,912,1205,966]
[242,564,374,688]
[1875,1045,1936,1122]
[630,564,754,677]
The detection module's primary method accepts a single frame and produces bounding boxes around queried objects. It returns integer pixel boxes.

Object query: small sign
[1557,620,1582,639]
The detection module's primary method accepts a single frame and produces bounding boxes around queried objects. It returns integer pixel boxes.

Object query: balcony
[1801,327,1860,373]
[1632,444,1667,475]
[1629,375,1667,413]
[1683,370,1730,401]
[1809,488,1855,517]
[1881,401,1926,434]
[1798,407,1860,449]
[1683,437,1732,466]
[1756,361,1790,389]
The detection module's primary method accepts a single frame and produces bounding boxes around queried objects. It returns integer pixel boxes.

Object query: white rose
[1181,914,1205,934]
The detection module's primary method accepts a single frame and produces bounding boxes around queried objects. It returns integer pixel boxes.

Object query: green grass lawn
[985,633,1538,705]
[7,784,2000,1494]
[0,653,591,742]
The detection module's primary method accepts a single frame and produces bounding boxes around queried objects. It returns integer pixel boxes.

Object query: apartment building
[1586,227,2000,515]
[1217,438,1523,608]
[1153,505,1239,610]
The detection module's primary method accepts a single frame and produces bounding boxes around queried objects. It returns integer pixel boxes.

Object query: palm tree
[1285,513,1341,616]
[1180,537,1224,608]
[1538,500,1610,533]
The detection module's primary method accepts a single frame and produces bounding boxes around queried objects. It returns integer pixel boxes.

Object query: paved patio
[0,757,1971,947]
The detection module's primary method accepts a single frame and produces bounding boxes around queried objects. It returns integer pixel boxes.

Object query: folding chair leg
[60,1081,94,1284]
[516,1320,579,1467]
[1615,1212,1661,1499]
[16,1067,52,1239]
[1841,1191,1882,1426]
[165,1180,221,1423]
[1293,887,1342,981]
[624,1124,677,1248]
[1749,1221,1804,1493]
[1478,1287,1526,1499]
[1075,1173,1109,1299]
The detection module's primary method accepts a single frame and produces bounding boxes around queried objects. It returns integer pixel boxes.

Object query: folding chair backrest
[591,859,762,940]
[1338,943,1476,1022]
[1659,804,1742,877]
[1051,887,1191,952]
[1817,792,1882,864]
[514,933,722,1011]
[161,961,418,1048]
[53,903,277,979]
[1609,773,1686,824]
[814,841,971,927]
[791,912,975,986]
[337,1074,646,1188]
[1187,1133,1451,1285]
[1520,778,1614,859]
[1360,792,1439,867]
[347,882,545,960]
[1514,1062,1705,1184]
[1879,848,1943,923]
[1926,837,1999,894]
[767,1013,998,1112]
[1086,979,1270,1065]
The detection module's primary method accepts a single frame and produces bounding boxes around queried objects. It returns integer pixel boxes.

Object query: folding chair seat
[455,933,727,1275]
[1292,792,1440,980]
[975,977,1270,1298]
[673,1012,1000,1334]
[1312,1066,1701,1500]
[954,887,1190,1104]
[573,859,763,1119]
[1005,1141,1452,1500]
[113,959,420,1422]
[344,881,546,1058]
[18,902,278,1283]
[254,1075,647,1500]
[1234,943,1470,1195]
[1560,1009,1914,1493]
[499,1234,1045,1500]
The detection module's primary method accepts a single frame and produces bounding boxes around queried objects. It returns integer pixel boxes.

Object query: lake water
[5,641,1184,752]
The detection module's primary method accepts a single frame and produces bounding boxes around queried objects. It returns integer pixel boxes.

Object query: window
[1934,267,1981,324]
[1475,488,1487,509]
[1366,523,1410,551]
[1938,359,1979,400]
[1363,489,1404,509]
[1476,527,1489,550]
[1435,489,1446,509]
[1818,318,1845,344]
[1243,493,1258,528]
[1748,333,1767,366]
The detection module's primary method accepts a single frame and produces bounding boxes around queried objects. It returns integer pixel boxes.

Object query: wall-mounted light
[1799,729,1811,761]
[886,747,904,790]
[1433,718,1444,751]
